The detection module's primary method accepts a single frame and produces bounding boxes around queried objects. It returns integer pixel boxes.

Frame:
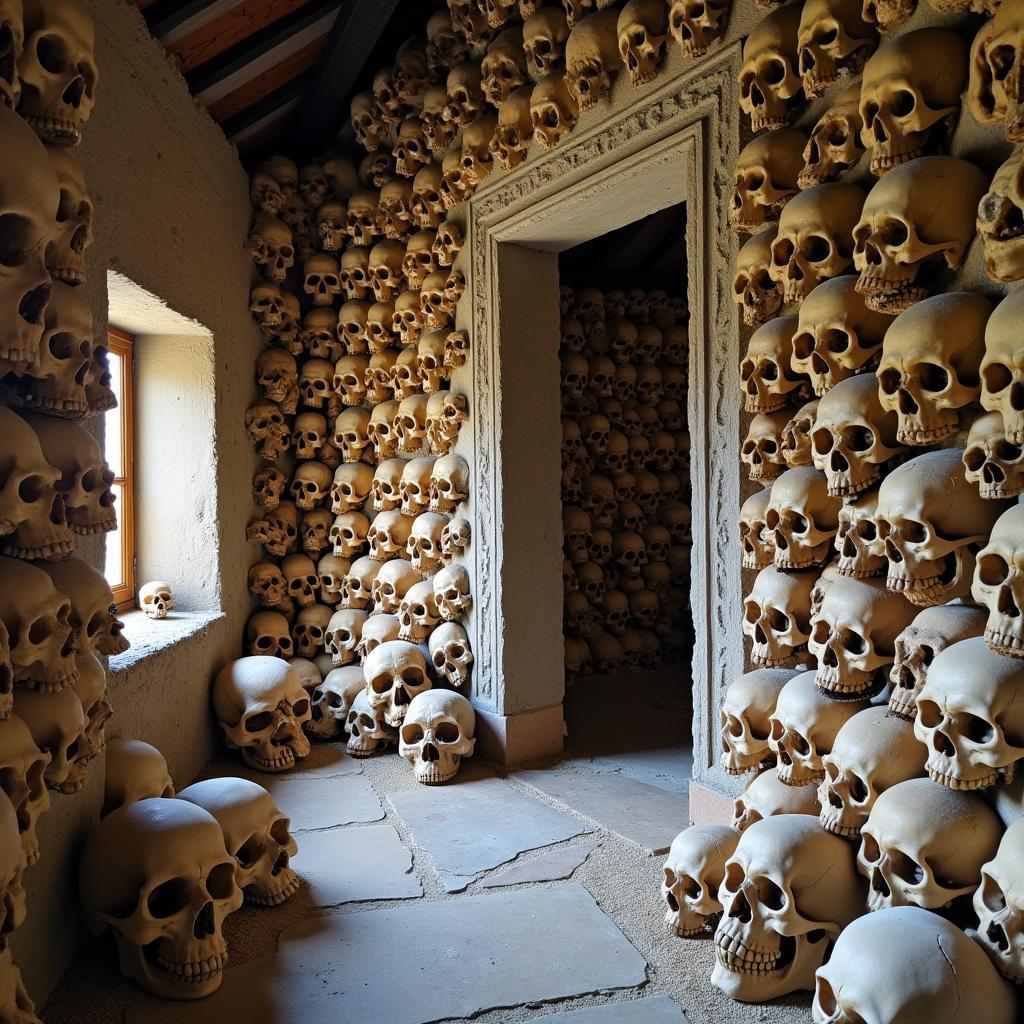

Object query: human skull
[407,512,447,577]
[801,86,864,192]
[371,559,418,617]
[769,670,870,786]
[740,316,806,414]
[324,607,366,666]
[213,658,310,772]
[367,509,414,562]
[523,8,570,79]
[813,905,1018,1024]
[852,156,988,315]
[101,738,172,821]
[530,72,578,149]
[810,374,903,498]
[887,603,987,721]
[433,563,472,622]
[720,668,796,775]
[662,825,740,937]
[564,9,619,108]
[973,503,1024,659]
[45,145,92,285]
[339,246,372,301]
[435,221,464,268]
[368,400,401,461]
[737,7,803,133]
[732,769,820,832]
[444,61,485,126]
[291,412,327,460]
[428,455,469,513]
[489,86,534,170]
[876,448,1008,607]
[733,227,782,328]
[442,517,471,560]
[342,555,384,611]
[739,489,774,570]
[17,0,97,144]
[768,183,865,304]
[809,576,915,698]
[364,639,431,727]
[417,330,450,393]
[791,276,891,397]
[712,814,866,1001]
[79,798,243,999]
[858,29,966,177]
[796,0,877,99]
[428,621,474,687]
[743,566,815,666]
[817,706,926,839]
[766,467,842,570]
[399,689,476,784]
[730,129,805,235]
[972,816,1024,985]
[332,354,369,407]
[977,145,1024,287]
[877,292,990,446]
[300,507,333,558]
[616,0,668,87]
[833,492,884,580]
[981,287,1024,446]
[781,399,818,470]
[741,409,791,484]
[247,214,294,284]
[668,0,731,60]
[915,635,1024,790]
[858,777,1002,912]
[334,407,371,464]
[482,26,527,106]
[329,510,369,560]
[178,777,298,908]
[39,557,126,658]
[317,553,349,605]
[964,414,1024,509]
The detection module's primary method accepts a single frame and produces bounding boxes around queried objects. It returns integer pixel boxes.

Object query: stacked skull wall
[560,285,693,677]
[0,0,124,1017]
[667,0,1024,1014]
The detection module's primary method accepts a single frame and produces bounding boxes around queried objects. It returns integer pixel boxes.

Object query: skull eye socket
[811,428,834,455]
[964,446,986,472]
[978,552,1010,588]
[767,608,789,632]
[958,712,995,744]
[916,699,941,729]
[401,722,424,744]
[207,862,237,900]
[803,235,831,263]
[892,850,925,886]
[881,219,909,247]
[235,834,263,868]
[918,363,949,393]
[761,57,787,85]
[899,520,927,544]
[758,877,786,910]
[983,362,1012,395]
[36,34,68,74]
[812,619,830,645]
[891,89,916,118]
[980,874,1007,913]
[245,711,275,732]
[844,425,874,452]
[436,721,461,743]
[842,631,867,655]
[146,877,192,918]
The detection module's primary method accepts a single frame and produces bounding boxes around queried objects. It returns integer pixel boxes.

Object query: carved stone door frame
[461,46,744,808]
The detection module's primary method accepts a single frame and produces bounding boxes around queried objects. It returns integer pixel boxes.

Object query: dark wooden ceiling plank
[287,0,399,149]
[187,0,337,92]
[206,36,325,122]
[170,0,317,75]
[136,0,162,11]
[148,0,236,40]
[223,74,309,138]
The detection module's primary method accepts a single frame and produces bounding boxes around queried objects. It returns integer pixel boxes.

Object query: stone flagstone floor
[44,742,812,1024]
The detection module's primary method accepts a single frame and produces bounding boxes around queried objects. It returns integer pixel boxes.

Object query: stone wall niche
[466,45,742,797]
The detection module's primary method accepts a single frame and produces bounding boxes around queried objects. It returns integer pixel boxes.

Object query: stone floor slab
[280,882,648,1022]
[388,777,589,877]
[515,769,689,854]
[479,841,599,889]
[534,996,687,1022]
[265,774,383,832]
[293,824,421,906]
[202,743,362,783]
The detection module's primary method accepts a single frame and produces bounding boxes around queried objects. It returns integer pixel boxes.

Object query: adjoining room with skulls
[558,207,694,786]
[3,0,1024,1022]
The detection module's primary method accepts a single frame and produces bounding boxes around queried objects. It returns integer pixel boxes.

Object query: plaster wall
[12,0,261,1006]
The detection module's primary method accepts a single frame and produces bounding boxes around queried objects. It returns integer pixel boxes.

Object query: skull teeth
[155,951,228,981]
[984,629,1024,658]
[926,765,999,791]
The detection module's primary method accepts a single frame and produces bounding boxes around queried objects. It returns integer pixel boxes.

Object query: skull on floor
[662,825,739,937]
[346,689,398,758]
[399,689,476,784]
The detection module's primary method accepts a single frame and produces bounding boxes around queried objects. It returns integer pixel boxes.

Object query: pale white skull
[329,510,369,560]
[211,657,311,773]
[396,393,430,454]
[813,905,1018,1024]
[877,292,990,446]
[342,555,384,611]
[833,491,884,580]
[972,816,1024,985]
[817,706,926,839]
[741,410,791,485]
[808,576,916,698]
[399,688,476,784]
[407,512,447,578]
[428,621,474,687]
[371,458,405,513]
[720,668,797,776]
[363,639,431,727]
[963,411,1024,501]
[432,563,472,622]
[887,603,987,721]
[766,467,842,570]
[857,777,1002,912]
[442,517,471,561]
[308,664,365,739]
[981,287,1024,446]
[662,825,740,936]
[178,777,298,908]
[973,503,1024,659]
[731,129,804,235]
[914,635,1024,791]
[732,768,820,832]
[769,670,871,787]
[372,558,419,616]
[781,398,818,470]
[743,566,815,667]
[79,798,243,999]
[978,144,1024,287]
[17,0,97,144]
[102,741,172,818]
[345,688,397,758]
[324,607,366,666]
[810,373,903,498]
[330,462,373,516]
[739,489,774,570]
[740,315,806,414]
[398,578,441,643]
[334,407,371,464]
[876,448,1007,607]
[712,814,866,1001]
[367,509,413,561]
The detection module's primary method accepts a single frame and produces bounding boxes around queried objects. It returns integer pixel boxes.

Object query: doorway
[558,207,693,792]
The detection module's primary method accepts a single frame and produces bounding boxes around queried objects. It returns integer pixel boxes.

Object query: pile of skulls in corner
[0,0,135,1018]
[559,285,692,679]
[665,0,1024,1019]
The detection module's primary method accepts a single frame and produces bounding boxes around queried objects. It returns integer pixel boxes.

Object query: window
[104,327,135,610]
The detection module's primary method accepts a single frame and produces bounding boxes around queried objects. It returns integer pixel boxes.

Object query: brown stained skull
[742,409,791,484]
[963,411,1024,501]
[796,0,877,99]
[733,227,782,328]
[730,129,805,236]
[781,398,819,469]
[978,145,1024,286]
[738,7,804,133]
[981,288,1024,446]
[799,83,865,190]
[482,26,528,105]
[740,315,806,414]
[971,2,1024,144]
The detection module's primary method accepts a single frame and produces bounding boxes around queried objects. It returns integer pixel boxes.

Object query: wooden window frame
[107,327,136,611]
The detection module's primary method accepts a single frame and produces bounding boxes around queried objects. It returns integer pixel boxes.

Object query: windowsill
[109,609,224,674]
